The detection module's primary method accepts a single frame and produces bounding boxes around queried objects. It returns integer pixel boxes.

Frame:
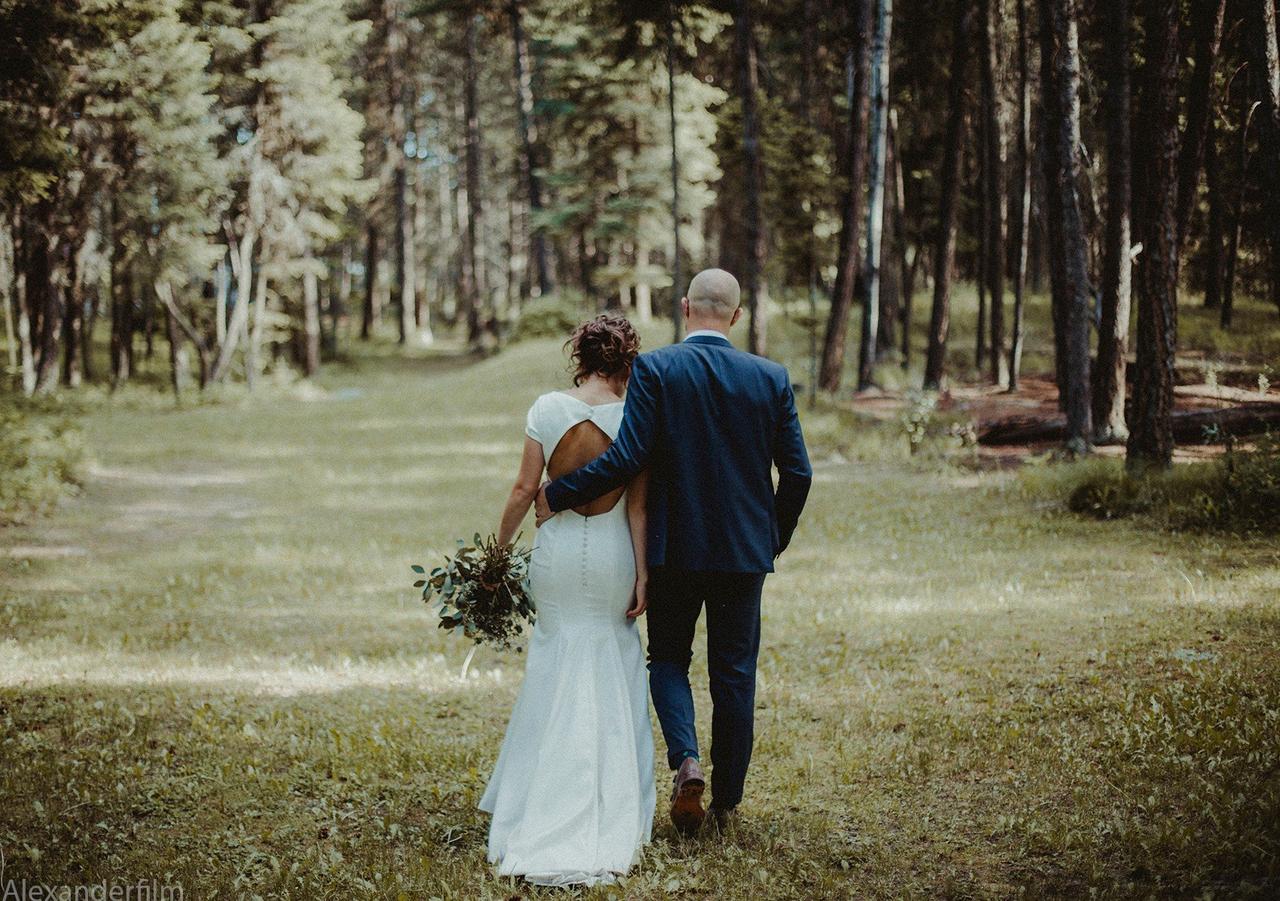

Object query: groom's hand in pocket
[534,481,553,527]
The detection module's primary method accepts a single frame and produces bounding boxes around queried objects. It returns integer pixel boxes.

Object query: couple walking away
[479,268,813,886]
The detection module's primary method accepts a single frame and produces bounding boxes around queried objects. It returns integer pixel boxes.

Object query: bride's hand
[626,575,648,619]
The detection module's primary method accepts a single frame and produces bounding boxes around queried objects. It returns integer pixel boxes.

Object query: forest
[2,0,1280,897]
[4,0,1279,459]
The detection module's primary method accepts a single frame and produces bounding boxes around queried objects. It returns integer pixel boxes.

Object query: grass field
[2,297,1280,898]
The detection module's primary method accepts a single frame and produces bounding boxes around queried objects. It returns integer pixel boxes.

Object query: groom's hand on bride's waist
[534,481,554,527]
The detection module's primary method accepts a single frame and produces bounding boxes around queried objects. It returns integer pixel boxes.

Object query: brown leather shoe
[669,757,706,836]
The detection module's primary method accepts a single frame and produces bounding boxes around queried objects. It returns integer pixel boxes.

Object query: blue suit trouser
[645,567,766,810]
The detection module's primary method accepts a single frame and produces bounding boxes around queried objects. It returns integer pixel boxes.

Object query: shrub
[1058,437,1280,534]
[0,398,86,524]
[509,296,583,343]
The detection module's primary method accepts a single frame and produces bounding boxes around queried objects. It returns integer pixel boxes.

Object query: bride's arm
[625,469,650,618]
[497,436,547,546]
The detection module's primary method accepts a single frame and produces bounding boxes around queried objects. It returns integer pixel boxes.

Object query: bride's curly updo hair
[565,313,640,386]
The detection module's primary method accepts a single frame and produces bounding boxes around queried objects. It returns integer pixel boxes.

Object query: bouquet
[413,533,536,652]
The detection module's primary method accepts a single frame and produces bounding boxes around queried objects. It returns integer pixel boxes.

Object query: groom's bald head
[684,269,741,323]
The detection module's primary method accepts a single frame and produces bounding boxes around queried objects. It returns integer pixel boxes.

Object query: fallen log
[978,403,1280,446]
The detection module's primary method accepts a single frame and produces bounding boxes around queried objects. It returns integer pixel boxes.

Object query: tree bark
[923,0,974,390]
[165,295,183,399]
[1008,0,1032,390]
[32,228,63,395]
[881,110,905,356]
[1093,0,1132,444]
[510,0,553,299]
[733,0,767,356]
[974,125,988,371]
[1175,0,1227,249]
[303,257,321,377]
[109,203,132,388]
[1222,92,1252,330]
[858,0,893,390]
[820,0,872,387]
[1039,0,1092,452]
[215,255,228,347]
[395,156,417,346]
[1243,0,1280,312]
[362,224,378,340]
[1,222,16,378]
[61,249,83,388]
[464,11,489,346]
[1203,113,1225,310]
[1126,0,1181,470]
[156,281,209,390]
[211,225,255,381]
[979,0,1007,386]
[667,4,684,342]
[246,266,268,390]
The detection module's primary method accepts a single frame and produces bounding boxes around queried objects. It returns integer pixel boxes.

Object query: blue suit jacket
[545,334,812,573]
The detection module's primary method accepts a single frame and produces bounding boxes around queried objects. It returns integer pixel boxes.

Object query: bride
[480,313,655,886]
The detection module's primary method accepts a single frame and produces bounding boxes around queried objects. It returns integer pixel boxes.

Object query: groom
[535,268,811,835]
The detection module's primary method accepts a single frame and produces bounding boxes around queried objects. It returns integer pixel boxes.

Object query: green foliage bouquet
[413,534,536,651]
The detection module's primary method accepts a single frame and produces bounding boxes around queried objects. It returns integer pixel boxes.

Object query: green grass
[2,316,1279,898]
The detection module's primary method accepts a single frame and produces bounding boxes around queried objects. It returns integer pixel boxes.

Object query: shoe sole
[670,780,706,836]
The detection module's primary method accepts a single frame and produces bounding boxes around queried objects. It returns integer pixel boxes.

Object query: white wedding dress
[479,391,655,887]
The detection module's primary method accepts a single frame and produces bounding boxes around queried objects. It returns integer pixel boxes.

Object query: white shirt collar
[684,329,730,342]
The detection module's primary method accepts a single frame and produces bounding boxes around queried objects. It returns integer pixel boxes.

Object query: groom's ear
[681,297,690,318]
[730,307,743,327]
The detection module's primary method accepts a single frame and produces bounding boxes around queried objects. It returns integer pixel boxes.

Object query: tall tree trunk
[109,199,132,388]
[858,0,892,390]
[211,225,255,381]
[32,230,63,395]
[14,221,36,395]
[733,0,767,356]
[900,245,920,369]
[1222,92,1251,329]
[361,224,378,339]
[411,134,433,345]
[923,0,974,390]
[1243,0,1280,312]
[215,255,228,346]
[1037,20,1068,410]
[1203,112,1225,310]
[667,4,685,342]
[396,157,417,346]
[246,266,268,390]
[1126,0,1181,470]
[510,0,553,299]
[979,0,1007,385]
[1175,0,1227,248]
[303,255,321,377]
[393,144,413,347]
[385,1,413,347]
[1093,0,1132,444]
[1,222,16,378]
[80,278,97,384]
[974,127,989,372]
[164,296,185,399]
[820,0,872,387]
[1008,0,1031,389]
[1039,0,1092,452]
[156,281,209,390]
[61,249,83,388]
[464,12,489,345]
[880,110,904,356]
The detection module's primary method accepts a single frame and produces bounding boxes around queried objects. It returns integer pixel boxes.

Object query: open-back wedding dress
[479,391,655,887]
